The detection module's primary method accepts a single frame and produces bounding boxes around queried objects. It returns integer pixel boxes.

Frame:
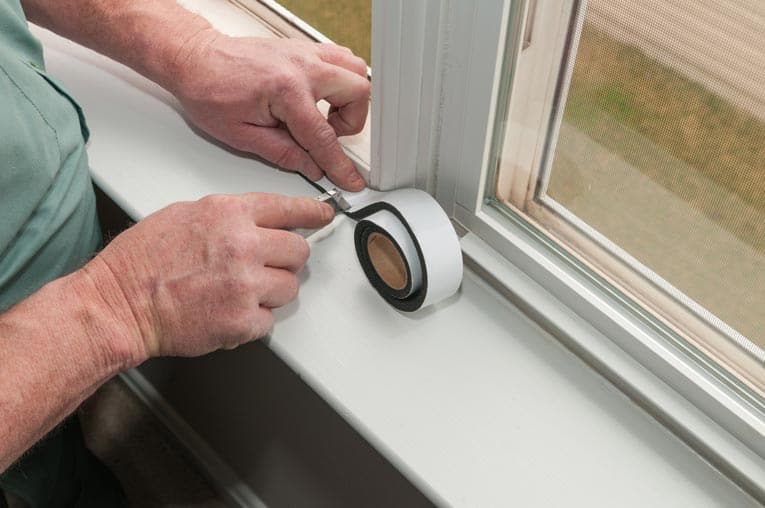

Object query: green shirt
[0,6,125,506]
[0,0,101,310]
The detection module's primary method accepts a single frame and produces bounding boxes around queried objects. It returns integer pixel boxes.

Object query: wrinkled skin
[85,193,335,362]
[173,31,369,191]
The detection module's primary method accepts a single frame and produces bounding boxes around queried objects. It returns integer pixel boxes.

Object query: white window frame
[494,0,765,399]
[227,0,765,499]
[370,0,765,498]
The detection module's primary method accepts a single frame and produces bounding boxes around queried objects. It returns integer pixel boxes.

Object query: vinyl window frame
[228,0,765,499]
[380,0,765,498]
[491,0,765,400]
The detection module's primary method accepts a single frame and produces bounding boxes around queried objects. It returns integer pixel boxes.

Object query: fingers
[318,43,368,78]
[272,97,365,191]
[255,228,311,272]
[259,267,300,308]
[233,124,323,181]
[220,306,275,350]
[248,193,334,230]
[221,277,292,349]
[315,45,370,136]
[313,66,370,137]
[327,103,369,138]
[248,306,275,342]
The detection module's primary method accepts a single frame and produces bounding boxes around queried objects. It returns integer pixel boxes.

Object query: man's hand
[82,193,334,364]
[22,0,370,191]
[0,192,332,469]
[3,0,353,470]
[170,32,369,191]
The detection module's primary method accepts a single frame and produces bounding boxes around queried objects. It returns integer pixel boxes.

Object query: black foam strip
[350,203,427,312]
[356,220,414,300]
[308,178,428,312]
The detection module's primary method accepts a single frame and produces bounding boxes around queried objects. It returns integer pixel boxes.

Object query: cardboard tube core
[366,232,408,291]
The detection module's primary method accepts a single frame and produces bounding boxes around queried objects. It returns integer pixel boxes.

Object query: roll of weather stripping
[313,177,463,312]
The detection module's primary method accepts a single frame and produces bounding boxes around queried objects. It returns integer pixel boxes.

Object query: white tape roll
[313,177,463,311]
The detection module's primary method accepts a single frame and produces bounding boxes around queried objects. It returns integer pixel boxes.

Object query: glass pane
[545,1,765,348]
[276,0,371,64]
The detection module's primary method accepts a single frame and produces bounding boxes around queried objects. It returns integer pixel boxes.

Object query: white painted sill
[31,16,761,508]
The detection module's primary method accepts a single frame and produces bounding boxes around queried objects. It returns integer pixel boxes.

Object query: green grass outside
[276,0,371,64]
[552,24,765,253]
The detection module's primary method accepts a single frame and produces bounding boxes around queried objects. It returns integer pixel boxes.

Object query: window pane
[490,0,765,389]
[275,0,371,64]
[545,0,765,349]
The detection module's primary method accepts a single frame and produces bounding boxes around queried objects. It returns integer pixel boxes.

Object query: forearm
[21,0,212,93]
[0,190,335,472]
[0,264,142,472]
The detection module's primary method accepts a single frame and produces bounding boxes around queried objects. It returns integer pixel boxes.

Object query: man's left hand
[171,31,369,191]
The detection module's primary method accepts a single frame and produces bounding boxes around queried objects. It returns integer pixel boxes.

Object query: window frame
[395,0,765,498]
[492,0,765,398]
[370,0,445,192]
[227,0,765,498]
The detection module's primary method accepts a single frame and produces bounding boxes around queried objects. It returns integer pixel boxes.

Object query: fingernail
[349,172,365,190]
[320,202,334,221]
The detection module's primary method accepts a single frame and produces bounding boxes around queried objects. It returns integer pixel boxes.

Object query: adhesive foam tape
[312,177,463,312]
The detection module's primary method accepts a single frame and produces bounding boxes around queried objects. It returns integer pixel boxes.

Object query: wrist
[164,26,223,99]
[134,7,218,98]
[100,2,215,96]
[68,258,153,370]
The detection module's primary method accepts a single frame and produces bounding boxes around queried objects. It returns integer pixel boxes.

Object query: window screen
[491,0,765,392]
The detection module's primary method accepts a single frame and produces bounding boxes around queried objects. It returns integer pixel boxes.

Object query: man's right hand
[2,192,333,469]
[80,193,334,366]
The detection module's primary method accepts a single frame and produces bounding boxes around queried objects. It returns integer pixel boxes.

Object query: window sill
[460,220,765,500]
[33,19,760,508]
